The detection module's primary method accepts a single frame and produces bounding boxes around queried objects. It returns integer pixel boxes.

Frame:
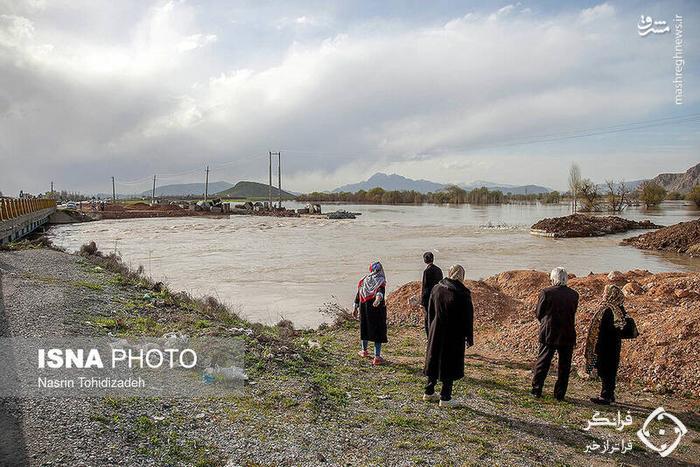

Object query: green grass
[72,280,104,291]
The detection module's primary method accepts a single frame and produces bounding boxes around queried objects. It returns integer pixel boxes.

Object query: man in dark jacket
[423,264,473,408]
[420,251,443,336]
[531,267,579,401]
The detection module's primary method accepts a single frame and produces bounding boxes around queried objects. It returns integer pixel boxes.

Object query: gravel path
[0,249,150,466]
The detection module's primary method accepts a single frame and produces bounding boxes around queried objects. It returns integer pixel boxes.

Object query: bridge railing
[0,198,57,222]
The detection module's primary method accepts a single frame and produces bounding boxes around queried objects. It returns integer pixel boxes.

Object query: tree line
[568,162,700,211]
[297,185,563,205]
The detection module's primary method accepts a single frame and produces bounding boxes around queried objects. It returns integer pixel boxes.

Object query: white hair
[550,267,568,286]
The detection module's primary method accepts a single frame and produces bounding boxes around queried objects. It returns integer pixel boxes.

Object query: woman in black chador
[353,261,388,366]
[423,264,474,408]
[585,284,628,405]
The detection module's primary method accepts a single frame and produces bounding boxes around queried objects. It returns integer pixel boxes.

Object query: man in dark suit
[531,267,579,401]
[420,251,443,336]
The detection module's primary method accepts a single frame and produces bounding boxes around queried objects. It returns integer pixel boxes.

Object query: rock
[675,288,692,298]
[622,281,644,296]
[607,271,626,282]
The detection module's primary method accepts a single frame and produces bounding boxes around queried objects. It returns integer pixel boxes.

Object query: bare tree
[568,163,582,213]
[605,180,629,212]
[578,178,599,212]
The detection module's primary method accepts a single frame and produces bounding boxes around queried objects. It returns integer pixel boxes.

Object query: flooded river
[49,202,699,327]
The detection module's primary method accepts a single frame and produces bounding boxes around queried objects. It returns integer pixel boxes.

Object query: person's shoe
[372,356,384,366]
[439,399,461,408]
[555,396,566,402]
[358,350,369,358]
[590,397,611,405]
[531,388,542,398]
[423,393,440,402]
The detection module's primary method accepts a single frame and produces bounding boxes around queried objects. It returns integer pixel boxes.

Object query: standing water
[49,202,699,327]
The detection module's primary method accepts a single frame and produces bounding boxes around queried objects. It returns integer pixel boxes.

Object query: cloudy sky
[0,0,698,195]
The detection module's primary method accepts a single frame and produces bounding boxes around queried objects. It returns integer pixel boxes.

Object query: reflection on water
[49,202,699,327]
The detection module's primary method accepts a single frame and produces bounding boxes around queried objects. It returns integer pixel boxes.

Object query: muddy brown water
[48,201,699,327]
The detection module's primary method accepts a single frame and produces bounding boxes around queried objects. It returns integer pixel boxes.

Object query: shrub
[687,185,700,207]
[640,181,667,207]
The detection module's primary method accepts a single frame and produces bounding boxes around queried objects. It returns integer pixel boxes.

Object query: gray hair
[550,267,568,286]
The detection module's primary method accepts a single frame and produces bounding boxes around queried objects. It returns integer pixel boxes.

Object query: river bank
[1,246,699,465]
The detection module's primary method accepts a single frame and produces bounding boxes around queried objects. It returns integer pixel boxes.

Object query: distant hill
[333,173,552,195]
[649,162,700,194]
[140,181,234,197]
[334,173,445,194]
[216,181,296,200]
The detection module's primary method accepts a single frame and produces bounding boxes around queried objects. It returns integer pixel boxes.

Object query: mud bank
[530,214,662,238]
[387,269,700,396]
[622,219,700,257]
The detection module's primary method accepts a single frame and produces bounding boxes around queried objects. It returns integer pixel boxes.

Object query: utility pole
[111,177,116,202]
[204,166,210,201]
[151,175,156,205]
[50,181,54,194]
[277,152,282,209]
[268,151,273,210]
[268,151,281,209]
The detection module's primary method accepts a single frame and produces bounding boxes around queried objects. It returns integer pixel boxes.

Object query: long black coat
[536,285,579,347]
[424,278,474,381]
[421,263,443,310]
[355,287,388,343]
[595,307,623,375]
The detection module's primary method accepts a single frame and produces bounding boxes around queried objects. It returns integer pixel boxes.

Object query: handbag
[621,316,639,339]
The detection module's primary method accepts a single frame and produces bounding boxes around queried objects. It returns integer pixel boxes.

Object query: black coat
[424,278,474,381]
[355,287,388,343]
[595,307,623,374]
[421,263,443,310]
[536,285,579,347]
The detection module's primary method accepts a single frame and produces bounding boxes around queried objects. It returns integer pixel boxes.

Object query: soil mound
[622,219,700,257]
[530,214,662,238]
[386,270,700,395]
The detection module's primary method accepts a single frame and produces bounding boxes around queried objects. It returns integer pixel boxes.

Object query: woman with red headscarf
[353,261,388,365]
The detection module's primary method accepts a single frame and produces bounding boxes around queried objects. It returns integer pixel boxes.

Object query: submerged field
[1,246,699,465]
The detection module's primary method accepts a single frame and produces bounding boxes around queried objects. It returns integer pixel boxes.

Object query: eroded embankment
[622,219,700,257]
[530,214,662,238]
[387,269,700,396]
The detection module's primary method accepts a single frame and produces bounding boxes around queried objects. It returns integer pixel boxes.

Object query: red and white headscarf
[358,261,386,303]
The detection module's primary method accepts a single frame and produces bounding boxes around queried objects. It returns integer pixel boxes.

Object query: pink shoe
[358,350,369,358]
[372,356,385,366]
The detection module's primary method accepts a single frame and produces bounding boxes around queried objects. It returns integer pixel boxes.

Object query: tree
[568,163,582,213]
[687,185,700,207]
[604,180,629,212]
[544,191,561,204]
[639,181,666,208]
[666,191,683,200]
[578,178,599,212]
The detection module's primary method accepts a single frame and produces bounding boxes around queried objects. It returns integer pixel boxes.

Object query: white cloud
[0,1,697,195]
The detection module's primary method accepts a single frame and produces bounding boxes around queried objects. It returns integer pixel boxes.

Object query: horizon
[1,1,698,195]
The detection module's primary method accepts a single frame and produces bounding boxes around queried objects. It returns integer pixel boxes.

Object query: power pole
[268,151,273,209]
[204,166,210,201]
[50,181,54,194]
[268,151,281,209]
[277,152,282,209]
[151,175,157,205]
[111,177,116,202]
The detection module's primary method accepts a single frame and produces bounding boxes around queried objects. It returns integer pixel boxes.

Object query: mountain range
[650,162,700,193]
[333,173,552,195]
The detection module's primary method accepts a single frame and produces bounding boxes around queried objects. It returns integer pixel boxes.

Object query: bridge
[0,198,57,245]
